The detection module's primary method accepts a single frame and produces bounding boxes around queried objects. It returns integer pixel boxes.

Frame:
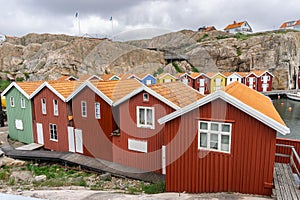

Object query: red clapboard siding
[112,91,174,173]
[72,87,117,161]
[164,98,276,195]
[32,88,69,152]
[256,72,273,92]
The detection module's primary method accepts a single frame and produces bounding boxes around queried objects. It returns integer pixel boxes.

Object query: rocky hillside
[1,30,300,89]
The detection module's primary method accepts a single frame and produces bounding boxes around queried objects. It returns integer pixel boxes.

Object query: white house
[280,20,300,31]
[0,33,6,44]
[222,72,243,85]
[224,21,253,34]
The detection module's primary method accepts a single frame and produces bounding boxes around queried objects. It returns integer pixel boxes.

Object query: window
[53,99,58,116]
[20,97,26,108]
[198,121,232,153]
[95,102,101,119]
[15,119,23,130]
[49,124,58,141]
[81,101,87,117]
[143,93,149,102]
[41,98,46,114]
[10,96,15,107]
[146,80,152,85]
[137,106,154,129]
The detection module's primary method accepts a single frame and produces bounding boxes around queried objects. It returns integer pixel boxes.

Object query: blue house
[128,73,156,85]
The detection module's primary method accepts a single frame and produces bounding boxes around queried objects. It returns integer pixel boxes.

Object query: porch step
[16,143,44,151]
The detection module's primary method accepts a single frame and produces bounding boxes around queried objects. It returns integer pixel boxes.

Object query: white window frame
[15,119,23,130]
[81,101,87,117]
[128,139,148,153]
[41,98,46,114]
[143,93,149,102]
[146,79,152,85]
[53,99,59,116]
[10,96,15,107]
[20,97,26,108]
[198,121,232,153]
[49,123,58,141]
[137,106,155,129]
[95,102,101,119]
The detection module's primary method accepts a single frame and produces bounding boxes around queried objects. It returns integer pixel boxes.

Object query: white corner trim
[2,82,30,99]
[30,82,66,102]
[66,81,113,106]
[158,90,290,135]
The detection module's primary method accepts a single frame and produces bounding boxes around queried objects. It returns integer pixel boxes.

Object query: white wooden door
[36,123,44,145]
[262,76,268,84]
[199,87,205,95]
[182,78,188,85]
[75,129,83,153]
[199,79,205,87]
[262,84,268,92]
[249,77,254,89]
[162,146,166,175]
[215,78,221,91]
[68,127,75,152]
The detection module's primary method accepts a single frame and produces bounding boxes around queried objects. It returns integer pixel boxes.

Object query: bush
[142,181,166,194]
[172,62,182,73]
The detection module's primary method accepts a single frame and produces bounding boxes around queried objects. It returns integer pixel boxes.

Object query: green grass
[142,181,165,194]
[192,66,199,72]
[172,62,182,73]
[0,169,10,181]
[237,48,242,56]
[153,67,164,77]
[0,80,11,91]
[197,33,209,43]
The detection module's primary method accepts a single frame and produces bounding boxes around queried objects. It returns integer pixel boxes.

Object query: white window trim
[81,101,87,117]
[41,98,46,114]
[95,102,101,119]
[15,119,23,130]
[20,97,26,108]
[49,123,58,142]
[137,106,155,129]
[198,121,232,153]
[53,99,59,116]
[10,96,15,107]
[143,93,149,102]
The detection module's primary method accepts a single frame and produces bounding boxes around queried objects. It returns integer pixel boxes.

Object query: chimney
[233,21,237,24]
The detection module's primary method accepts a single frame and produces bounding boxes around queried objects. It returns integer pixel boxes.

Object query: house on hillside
[252,70,274,92]
[156,73,177,83]
[31,81,81,152]
[79,74,102,81]
[2,81,42,144]
[158,81,289,195]
[0,33,6,44]
[198,26,216,32]
[224,21,253,34]
[55,75,78,81]
[242,71,258,90]
[66,79,142,161]
[280,20,300,31]
[112,81,204,173]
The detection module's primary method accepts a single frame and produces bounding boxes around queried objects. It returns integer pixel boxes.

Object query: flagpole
[110,16,113,39]
[75,11,81,36]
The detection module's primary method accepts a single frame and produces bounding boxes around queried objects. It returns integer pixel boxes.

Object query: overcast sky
[0,0,299,40]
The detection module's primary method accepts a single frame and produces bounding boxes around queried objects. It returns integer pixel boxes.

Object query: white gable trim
[66,81,113,106]
[142,74,156,80]
[228,73,243,79]
[30,82,66,102]
[2,82,30,99]
[113,85,180,110]
[158,90,290,135]
[158,73,176,80]
[86,75,103,81]
[108,75,120,80]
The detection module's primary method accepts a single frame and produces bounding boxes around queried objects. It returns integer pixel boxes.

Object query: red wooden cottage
[176,73,193,87]
[65,79,143,161]
[242,72,258,90]
[112,81,204,173]
[252,70,274,92]
[158,81,289,195]
[31,81,81,152]
[191,73,210,95]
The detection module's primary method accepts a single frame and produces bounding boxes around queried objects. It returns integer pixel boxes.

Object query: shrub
[142,181,166,194]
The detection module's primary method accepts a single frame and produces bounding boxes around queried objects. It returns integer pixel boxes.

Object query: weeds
[142,181,166,194]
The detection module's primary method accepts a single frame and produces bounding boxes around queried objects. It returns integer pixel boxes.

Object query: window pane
[211,123,219,131]
[222,124,230,132]
[210,133,218,150]
[139,108,145,125]
[199,132,207,147]
[200,122,208,130]
[146,109,153,125]
[221,135,230,151]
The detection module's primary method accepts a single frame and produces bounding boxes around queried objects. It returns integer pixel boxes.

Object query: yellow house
[156,73,177,83]
[206,72,227,93]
